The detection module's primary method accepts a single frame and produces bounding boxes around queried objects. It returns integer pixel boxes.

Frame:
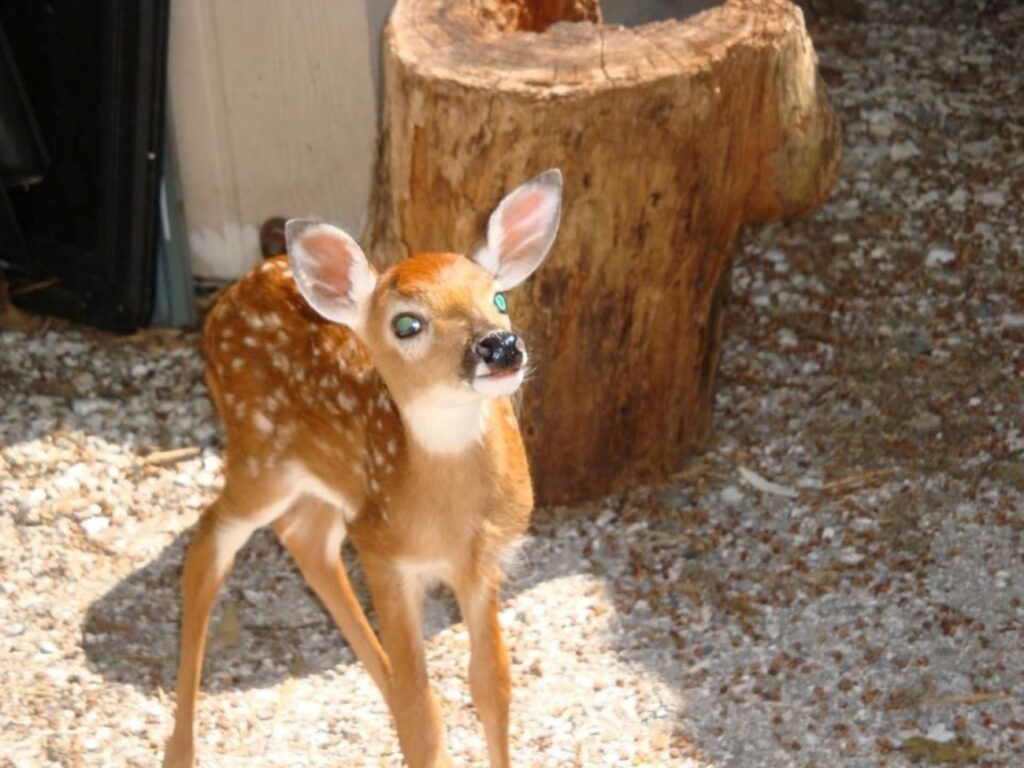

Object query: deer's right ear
[286,220,377,329]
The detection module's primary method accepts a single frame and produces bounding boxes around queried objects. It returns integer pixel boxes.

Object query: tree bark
[367,0,841,504]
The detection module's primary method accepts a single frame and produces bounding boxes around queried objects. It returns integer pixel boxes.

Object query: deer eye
[494,293,507,313]
[392,313,424,339]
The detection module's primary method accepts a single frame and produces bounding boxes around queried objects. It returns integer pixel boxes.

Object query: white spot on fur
[271,351,290,373]
[337,391,358,412]
[231,358,244,371]
[243,336,258,348]
[252,411,273,434]
[386,438,397,455]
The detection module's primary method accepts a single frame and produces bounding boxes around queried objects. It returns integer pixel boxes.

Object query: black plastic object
[0,0,170,332]
[0,21,48,186]
[0,18,48,266]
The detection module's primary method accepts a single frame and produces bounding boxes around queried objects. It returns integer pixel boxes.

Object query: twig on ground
[142,447,201,466]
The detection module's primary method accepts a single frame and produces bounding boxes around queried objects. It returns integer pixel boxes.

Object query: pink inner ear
[498,188,551,260]
[303,231,354,293]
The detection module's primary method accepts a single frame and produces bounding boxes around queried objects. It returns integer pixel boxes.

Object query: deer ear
[286,220,377,328]
[473,169,562,289]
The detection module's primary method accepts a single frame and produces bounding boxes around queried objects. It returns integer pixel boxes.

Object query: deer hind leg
[454,574,511,768]
[361,555,452,768]
[272,500,392,696]
[163,482,294,768]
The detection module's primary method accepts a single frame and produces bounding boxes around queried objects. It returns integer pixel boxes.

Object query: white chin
[471,370,524,398]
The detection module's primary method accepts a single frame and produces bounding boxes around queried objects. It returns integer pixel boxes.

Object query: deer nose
[474,331,523,370]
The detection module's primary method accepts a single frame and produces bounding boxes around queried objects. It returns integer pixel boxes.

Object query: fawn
[163,170,563,768]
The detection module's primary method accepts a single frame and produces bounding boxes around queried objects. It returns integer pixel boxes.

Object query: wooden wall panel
[169,0,378,279]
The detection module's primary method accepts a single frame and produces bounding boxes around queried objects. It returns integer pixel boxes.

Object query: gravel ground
[2,1,1023,766]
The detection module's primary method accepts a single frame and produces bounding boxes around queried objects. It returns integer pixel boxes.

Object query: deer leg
[163,498,256,768]
[272,501,392,696]
[454,574,511,768]
[362,556,452,768]
[163,480,293,768]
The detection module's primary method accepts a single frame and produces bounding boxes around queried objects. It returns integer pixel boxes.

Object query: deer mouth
[475,366,520,379]
[470,366,525,397]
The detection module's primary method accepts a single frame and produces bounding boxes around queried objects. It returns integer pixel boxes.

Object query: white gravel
[2,1,1023,766]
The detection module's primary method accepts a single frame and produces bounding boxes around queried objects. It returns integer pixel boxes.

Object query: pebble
[947,188,968,209]
[889,140,919,161]
[1000,313,1024,330]
[867,110,893,139]
[778,329,799,348]
[925,724,956,743]
[977,190,1005,209]
[720,486,744,505]
[925,247,956,268]
[80,516,110,537]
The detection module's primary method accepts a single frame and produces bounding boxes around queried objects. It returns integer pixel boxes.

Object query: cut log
[367,0,841,504]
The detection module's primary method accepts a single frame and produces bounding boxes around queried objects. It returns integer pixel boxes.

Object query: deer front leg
[455,574,511,768]
[362,555,451,768]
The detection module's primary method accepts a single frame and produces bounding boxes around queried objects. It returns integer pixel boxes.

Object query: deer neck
[397,388,492,458]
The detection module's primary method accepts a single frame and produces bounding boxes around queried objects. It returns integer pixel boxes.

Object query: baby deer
[163,170,563,768]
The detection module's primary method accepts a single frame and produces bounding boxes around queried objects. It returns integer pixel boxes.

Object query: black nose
[474,332,523,370]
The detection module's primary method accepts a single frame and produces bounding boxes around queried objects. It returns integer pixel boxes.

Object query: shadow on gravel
[81,519,584,695]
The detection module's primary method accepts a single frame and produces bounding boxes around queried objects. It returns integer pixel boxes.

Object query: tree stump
[367,0,841,504]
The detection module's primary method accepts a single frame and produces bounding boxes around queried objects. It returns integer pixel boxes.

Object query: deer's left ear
[473,169,562,289]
